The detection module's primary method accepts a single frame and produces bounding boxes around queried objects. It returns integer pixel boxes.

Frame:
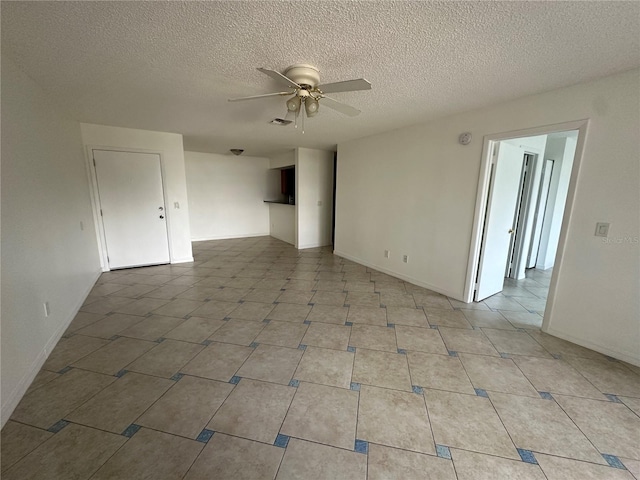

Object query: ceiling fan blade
[319,95,361,117]
[257,68,301,89]
[317,78,371,94]
[228,91,293,102]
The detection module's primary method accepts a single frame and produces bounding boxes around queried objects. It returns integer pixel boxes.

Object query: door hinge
[93,157,96,167]
[107,256,110,263]
[100,209,103,216]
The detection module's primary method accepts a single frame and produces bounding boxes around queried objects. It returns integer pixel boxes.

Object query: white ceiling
[3,1,639,157]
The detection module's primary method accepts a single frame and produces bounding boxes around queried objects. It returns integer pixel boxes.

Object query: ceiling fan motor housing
[284,64,320,89]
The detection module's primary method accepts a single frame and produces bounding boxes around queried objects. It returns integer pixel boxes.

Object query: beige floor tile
[137,376,233,438]
[71,336,157,375]
[395,325,448,354]
[412,292,453,310]
[451,448,547,480]
[209,287,252,302]
[349,324,397,352]
[345,291,381,307]
[284,279,317,291]
[425,389,519,459]
[375,281,407,293]
[163,316,225,343]
[380,291,416,308]
[500,310,543,329]
[11,369,116,429]
[555,394,640,460]
[514,296,547,313]
[621,458,640,478]
[461,310,516,330]
[255,320,308,348]
[424,308,471,329]
[352,349,412,391]
[512,355,606,399]
[181,342,253,381]
[236,344,303,385]
[225,277,261,289]
[118,314,185,341]
[109,284,163,299]
[208,378,295,443]
[289,270,319,280]
[563,356,640,397]
[184,433,284,480]
[79,296,135,315]
[490,392,606,464]
[143,284,191,299]
[276,438,366,480]
[317,271,345,281]
[536,453,635,480]
[407,352,475,394]
[347,305,387,326]
[311,290,347,306]
[620,396,640,416]
[189,300,240,319]
[90,282,129,296]
[91,428,203,479]
[66,372,173,433]
[176,286,219,302]
[126,339,204,378]
[448,298,490,311]
[42,335,110,371]
[65,311,106,333]
[25,370,60,395]
[438,327,499,356]
[315,280,347,292]
[368,444,456,480]
[344,281,374,293]
[307,304,349,324]
[1,423,126,480]
[243,288,282,303]
[281,382,358,449]
[151,298,206,318]
[459,353,539,396]
[114,297,171,316]
[387,306,429,327]
[482,328,552,357]
[0,421,54,473]
[357,385,435,454]
[483,296,528,312]
[208,319,266,346]
[301,322,351,350]
[294,346,354,388]
[526,332,606,360]
[277,289,314,305]
[75,313,145,339]
[228,301,275,321]
[268,303,312,322]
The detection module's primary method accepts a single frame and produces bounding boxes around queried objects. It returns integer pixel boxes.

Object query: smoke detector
[230,149,244,156]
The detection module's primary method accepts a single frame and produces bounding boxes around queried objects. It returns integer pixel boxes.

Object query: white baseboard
[0,268,102,428]
[171,256,195,264]
[333,250,462,301]
[191,232,270,242]
[543,326,640,366]
[298,242,332,250]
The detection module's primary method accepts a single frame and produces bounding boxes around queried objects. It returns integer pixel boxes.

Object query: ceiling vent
[269,118,293,126]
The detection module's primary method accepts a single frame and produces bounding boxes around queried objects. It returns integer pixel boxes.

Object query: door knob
[159,206,164,211]
[159,215,165,219]
[508,229,514,234]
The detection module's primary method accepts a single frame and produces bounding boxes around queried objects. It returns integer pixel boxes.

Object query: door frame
[84,145,173,271]
[463,119,589,332]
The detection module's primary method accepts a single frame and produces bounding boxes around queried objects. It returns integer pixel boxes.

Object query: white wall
[269,203,296,245]
[537,136,577,269]
[296,148,335,249]
[1,56,102,425]
[336,69,640,365]
[270,150,295,169]
[80,124,193,264]
[185,151,270,241]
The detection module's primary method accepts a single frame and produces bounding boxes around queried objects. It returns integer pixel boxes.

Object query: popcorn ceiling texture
[2,1,638,155]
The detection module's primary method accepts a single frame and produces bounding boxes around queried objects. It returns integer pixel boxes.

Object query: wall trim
[545,326,640,367]
[1,268,102,427]
[191,232,270,242]
[334,250,461,300]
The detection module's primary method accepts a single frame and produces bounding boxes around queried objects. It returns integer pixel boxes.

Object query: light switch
[595,222,610,237]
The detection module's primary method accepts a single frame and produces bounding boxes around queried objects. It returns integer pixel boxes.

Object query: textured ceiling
[2,1,639,156]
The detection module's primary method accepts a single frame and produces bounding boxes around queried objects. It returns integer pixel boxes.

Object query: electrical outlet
[43,302,50,317]
[384,250,390,258]
[403,255,408,263]
[594,222,609,237]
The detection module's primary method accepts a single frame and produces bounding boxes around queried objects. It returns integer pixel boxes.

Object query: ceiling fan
[229,64,371,130]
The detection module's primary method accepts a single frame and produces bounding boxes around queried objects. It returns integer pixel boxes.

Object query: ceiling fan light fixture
[305,97,319,117]
[286,96,301,112]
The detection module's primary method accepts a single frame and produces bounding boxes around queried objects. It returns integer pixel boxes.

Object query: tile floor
[3,236,639,479]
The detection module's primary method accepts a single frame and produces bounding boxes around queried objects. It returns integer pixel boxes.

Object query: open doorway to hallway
[468,128,581,328]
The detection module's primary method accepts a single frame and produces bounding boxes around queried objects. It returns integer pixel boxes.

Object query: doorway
[92,149,171,269]
[467,124,584,328]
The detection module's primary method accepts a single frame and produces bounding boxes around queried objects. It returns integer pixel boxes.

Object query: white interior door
[475,142,525,301]
[93,150,170,269]
[527,159,554,267]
